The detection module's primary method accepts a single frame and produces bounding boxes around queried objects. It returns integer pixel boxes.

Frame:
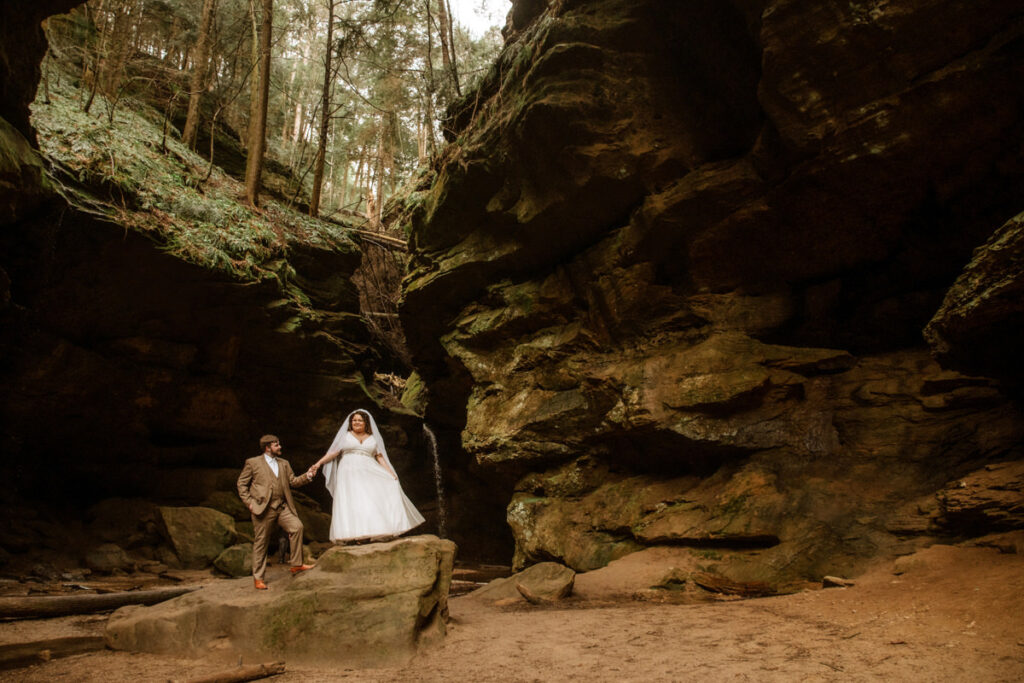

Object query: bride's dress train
[325,430,424,542]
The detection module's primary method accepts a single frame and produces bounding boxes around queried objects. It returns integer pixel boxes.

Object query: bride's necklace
[350,430,371,444]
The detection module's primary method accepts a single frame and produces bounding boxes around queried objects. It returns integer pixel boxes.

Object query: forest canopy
[40,0,503,221]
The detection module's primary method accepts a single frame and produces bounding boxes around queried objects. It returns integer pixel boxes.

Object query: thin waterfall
[423,424,448,538]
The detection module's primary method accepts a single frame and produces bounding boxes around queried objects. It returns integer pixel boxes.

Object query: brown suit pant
[251,504,304,581]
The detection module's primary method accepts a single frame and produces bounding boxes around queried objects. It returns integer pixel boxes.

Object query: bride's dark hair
[351,410,373,435]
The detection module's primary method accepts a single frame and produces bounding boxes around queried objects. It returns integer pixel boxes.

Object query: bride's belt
[341,449,374,458]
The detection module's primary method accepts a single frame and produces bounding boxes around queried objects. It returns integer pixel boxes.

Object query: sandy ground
[2,544,1022,682]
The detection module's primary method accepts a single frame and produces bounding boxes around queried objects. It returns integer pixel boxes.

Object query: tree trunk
[309,0,336,217]
[444,0,461,94]
[373,119,386,227]
[422,0,437,160]
[352,148,366,213]
[183,0,218,149]
[102,0,135,98]
[338,148,350,209]
[436,0,460,97]
[243,0,260,152]
[82,0,107,113]
[282,62,297,142]
[245,0,273,207]
[0,636,105,671]
[177,661,286,683]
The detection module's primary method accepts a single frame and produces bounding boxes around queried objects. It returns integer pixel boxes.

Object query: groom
[236,434,315,589]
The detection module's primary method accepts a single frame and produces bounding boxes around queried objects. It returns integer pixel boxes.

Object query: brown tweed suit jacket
[236,455,309,516]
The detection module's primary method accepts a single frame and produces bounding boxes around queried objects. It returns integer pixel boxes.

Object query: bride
[310,409,424,543]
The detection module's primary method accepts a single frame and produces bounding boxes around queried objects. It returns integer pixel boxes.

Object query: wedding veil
[322,409,397,496]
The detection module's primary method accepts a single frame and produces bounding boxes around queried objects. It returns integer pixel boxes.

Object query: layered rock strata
[105,536,456,665]
[0,7,434,519]
[401,0,1024,581]
[925,211,1024,383]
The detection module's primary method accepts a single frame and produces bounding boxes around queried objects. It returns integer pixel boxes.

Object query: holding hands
[305,463,320,480]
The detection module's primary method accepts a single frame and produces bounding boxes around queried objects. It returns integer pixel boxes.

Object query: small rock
[469,561,575,602]
[84,544,133,573]
[30,563,60,581]
[60,569,90,581]
[822,575,855,588]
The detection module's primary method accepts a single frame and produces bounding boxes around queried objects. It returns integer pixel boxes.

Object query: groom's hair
[259,434,280,450]
[353,411,373,434]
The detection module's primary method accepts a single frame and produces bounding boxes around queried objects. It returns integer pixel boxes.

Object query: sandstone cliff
[0,3,431,522]
[400,0,1024,581]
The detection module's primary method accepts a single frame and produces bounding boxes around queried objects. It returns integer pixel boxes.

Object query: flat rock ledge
[104,535,456,666]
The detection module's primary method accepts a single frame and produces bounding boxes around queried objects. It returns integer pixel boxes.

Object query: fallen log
[0,636,106,670]
[179,661,286,683]
[691,572,776,597]
[0,586,199,620]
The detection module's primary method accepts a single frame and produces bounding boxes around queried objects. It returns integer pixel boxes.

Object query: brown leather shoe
[289,564,314,575]
[254,578,268,590]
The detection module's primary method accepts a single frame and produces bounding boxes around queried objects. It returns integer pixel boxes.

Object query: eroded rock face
[105,536,456,665]
[401,0,1024,580]
[0,2,442,548]
[0,1,80,141]
[0,204,440,527]
[925,211,1024,383]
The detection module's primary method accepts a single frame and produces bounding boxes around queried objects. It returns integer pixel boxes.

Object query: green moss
[718,493,750,518]
[262,595,318,651]
[400,371,427,414]
[29,67,361,308]
[694,549,723,561]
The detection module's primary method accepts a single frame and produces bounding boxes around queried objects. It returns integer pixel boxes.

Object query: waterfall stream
[423,424,448,538]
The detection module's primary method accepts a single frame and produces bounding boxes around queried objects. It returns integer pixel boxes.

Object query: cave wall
[3,208,386,499]
[0,5,434,522]
[401,0,1024,580]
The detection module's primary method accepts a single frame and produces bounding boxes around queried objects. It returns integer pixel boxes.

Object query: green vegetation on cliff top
[30,73,359,289]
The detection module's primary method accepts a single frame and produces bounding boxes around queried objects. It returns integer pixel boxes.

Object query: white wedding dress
[323,415,424,542]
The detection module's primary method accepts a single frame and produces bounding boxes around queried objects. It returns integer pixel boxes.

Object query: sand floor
[2,544,1022,682]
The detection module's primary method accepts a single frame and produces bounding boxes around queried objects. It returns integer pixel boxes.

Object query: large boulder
[105,535,456,665]
[157,506,237,569]
[936,462,1024,534]
[84,543,134,574]
[925,211,1024,383]
[87,498,160,548]
[200,491,250,521]
[0,116,51,224]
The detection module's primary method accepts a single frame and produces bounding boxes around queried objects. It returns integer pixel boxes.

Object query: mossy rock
[106,535,457,666]
[157,506,237,569]
[200,491,250,521]
[213,543,253,578]
[400,371,427,414]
